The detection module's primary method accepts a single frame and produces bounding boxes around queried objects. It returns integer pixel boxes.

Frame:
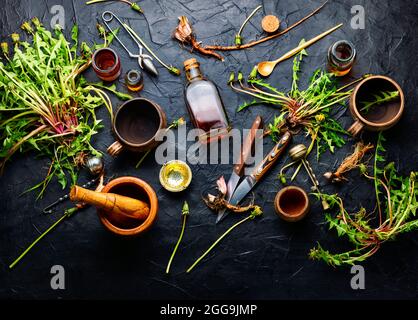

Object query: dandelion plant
[166,201,189,274]
[229,44,368,159]
[310,133,418,266]
[0,18,117,196]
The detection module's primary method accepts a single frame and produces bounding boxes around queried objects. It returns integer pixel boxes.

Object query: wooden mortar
[96,177,158,237]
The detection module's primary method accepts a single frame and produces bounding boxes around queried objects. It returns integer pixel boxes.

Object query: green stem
[135,150,151,168]
[166,215,187,274]
[186,216,252,273]
[9,208,78,269]
[237,5,262,36]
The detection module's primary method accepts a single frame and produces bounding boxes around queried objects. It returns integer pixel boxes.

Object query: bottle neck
[186,66,203,82]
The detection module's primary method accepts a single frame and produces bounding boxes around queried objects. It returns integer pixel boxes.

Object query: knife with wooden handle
[228,131,292,206]
[216,116,263,223]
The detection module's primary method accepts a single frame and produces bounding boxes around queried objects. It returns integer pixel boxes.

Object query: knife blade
[216,116,263,223]
[229,131,292,206]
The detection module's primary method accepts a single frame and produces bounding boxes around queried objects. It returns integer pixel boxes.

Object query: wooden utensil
[257,23,343,77]
[70,185,150,220]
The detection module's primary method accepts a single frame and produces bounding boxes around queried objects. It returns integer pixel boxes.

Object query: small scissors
[102,11,158,77]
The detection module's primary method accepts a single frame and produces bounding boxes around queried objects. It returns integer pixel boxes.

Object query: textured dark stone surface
[0,0,417,299]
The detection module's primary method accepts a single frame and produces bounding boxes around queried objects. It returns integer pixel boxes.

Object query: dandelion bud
[228,72,235,85]
[248,65,258,80]
[31,17,41,28]
[234,34,242,46]
[1,42,9,55]
[359,163,367,175]
[278,174,287,185]
[11,33,20,44]
[21,21,33,34]
[237,71,243,82]
[131,3,143,13]
[250,206,263,218]
[315,114,325,122]
[182,201,189,216]
[96,23,106,38]
[169,66,181,76]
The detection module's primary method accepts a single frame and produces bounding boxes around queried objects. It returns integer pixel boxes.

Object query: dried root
[324,142,374,183]
[203,176,261,213]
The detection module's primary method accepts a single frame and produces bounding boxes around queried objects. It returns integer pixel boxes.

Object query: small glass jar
[92,48,121,82]
[125,69,144,92]
[327,40,356,77]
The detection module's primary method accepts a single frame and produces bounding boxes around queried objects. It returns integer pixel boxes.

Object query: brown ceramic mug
[348,75,404,137]
[274,186,310,222]
[107,98,167,157]
[97,176,158,236]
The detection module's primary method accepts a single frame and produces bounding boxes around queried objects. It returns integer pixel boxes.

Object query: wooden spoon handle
[275,23,343,64]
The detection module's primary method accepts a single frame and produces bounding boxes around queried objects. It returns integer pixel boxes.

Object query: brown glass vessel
[184,58,230,143]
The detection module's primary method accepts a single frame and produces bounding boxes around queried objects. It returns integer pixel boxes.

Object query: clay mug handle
[348,120,364,137]
[107,141,124,157]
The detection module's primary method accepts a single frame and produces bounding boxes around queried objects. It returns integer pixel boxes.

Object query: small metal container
[159,160,192,192]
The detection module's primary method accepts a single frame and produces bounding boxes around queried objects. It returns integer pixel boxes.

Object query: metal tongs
[102,11,158,77]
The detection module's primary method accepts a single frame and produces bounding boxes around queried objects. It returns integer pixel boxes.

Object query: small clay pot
[274,186,310,222]
[107,98,167,156]
[348,75,404,137]
[97,177,158,236]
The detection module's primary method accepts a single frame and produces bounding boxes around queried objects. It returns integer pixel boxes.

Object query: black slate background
[0,0,417,300]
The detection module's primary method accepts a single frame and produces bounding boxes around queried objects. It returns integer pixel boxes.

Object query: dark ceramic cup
[348,75,404,137]
[274,186,310,222]
[107,98,167,157]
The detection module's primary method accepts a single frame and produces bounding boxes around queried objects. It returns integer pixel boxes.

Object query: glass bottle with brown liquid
[184,58,230,143]
[327,40,356,77]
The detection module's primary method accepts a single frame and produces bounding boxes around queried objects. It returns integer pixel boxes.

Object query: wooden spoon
[257,23,343,77]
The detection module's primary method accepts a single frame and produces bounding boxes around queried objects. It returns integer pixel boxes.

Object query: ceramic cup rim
[274,186,309,220]
[113,97,165,148]
[351,75,404,128]
[97,176,158,236]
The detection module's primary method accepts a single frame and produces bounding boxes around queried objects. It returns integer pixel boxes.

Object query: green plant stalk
[135,150,151,169]
[166,201,189,274]
[235,5,262,45]
[86,0,143,13]
[123,23,181,75]
[135,118,185,168]
[187,216,252,273]
[9,207,78,269]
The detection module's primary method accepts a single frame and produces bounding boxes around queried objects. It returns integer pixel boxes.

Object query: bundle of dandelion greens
[0,18,115,197]
[229,45,368,159]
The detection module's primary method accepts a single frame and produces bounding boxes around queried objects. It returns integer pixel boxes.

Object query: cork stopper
[261,15,280,33]
[184,58,200,71]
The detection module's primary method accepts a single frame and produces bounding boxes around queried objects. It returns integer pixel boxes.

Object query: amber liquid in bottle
[327,40,356,77]
[183,58,230,143]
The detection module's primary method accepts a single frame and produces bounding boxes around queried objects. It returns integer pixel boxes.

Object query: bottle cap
[184,58,200,70]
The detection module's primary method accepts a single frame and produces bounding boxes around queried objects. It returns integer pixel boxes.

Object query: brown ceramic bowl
[107,98,167,156]
[274,186,310,222]
[348,75,404,137]
[97,177,158,236]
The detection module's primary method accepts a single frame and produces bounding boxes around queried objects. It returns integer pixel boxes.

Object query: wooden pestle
[70,185,150,220]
